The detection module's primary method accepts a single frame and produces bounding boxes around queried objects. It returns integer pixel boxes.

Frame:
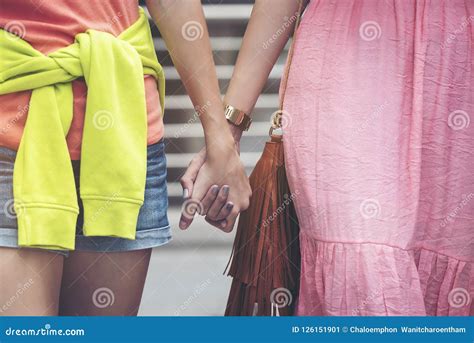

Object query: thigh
[59,249,152,316]
[0,247,64,316]
[0,147,64,316]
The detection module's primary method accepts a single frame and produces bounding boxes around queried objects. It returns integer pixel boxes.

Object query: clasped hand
[179,140,251,232]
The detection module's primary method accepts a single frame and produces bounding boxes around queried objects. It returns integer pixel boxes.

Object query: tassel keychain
[224,134,301,316]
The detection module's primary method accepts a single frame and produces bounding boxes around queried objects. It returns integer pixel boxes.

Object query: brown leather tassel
[225,135,300,316]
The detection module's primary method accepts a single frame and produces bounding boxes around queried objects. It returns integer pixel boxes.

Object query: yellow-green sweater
[0,8,164,250]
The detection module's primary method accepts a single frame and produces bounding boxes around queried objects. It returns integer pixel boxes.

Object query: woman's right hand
[179,127,250,232]
[179,123,242,198]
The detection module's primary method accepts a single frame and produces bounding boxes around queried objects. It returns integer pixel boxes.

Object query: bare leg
[59,249,152,316]
[0,247,64,316]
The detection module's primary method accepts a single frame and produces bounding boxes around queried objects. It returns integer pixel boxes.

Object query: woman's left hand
[179,125,247,232]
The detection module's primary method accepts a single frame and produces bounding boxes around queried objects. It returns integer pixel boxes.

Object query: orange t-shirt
[0,0,164,160]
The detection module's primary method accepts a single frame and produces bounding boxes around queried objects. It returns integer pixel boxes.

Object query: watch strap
[224,104,252,131]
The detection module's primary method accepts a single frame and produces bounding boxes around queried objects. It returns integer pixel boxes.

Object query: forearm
[146,0,233,149]
[224,0,302,114]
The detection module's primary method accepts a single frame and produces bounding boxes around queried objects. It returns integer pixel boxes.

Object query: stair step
[164,93,279,110]
[162,107,280,124]
[162,64,284,80]
[164,121,271,139]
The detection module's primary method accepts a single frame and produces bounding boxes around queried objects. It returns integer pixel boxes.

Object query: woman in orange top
[0,0,251,316]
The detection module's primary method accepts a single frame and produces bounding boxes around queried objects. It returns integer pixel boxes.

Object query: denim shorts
[0,140,171,254]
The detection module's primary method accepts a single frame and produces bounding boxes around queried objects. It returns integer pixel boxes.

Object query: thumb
[179,169,209,230]
[189,171,209,205]
[180,163,200,199]
[179,181,208,230]
[179,197,200,230]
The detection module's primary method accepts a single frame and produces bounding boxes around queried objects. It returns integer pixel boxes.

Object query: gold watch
[224,104,252,131]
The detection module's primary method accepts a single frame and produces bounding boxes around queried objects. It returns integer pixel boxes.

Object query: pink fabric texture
[282,0,473,316]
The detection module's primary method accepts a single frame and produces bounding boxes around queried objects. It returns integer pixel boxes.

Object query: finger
[190,175,211,204]
[213,201,234,221]
[180,175,193,199]
[200,185,220,215]
[205,216,227,231]
[205,209,238,233]
[179,212,194,230]
[180,163,200,198]
[206,185,229,219]
[221,210,239,233]
[179,198,202,230]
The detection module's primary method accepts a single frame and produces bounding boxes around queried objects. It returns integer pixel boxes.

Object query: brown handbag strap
[278,0,304,111]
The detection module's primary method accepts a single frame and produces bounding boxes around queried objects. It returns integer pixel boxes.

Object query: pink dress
[283,0,473,316]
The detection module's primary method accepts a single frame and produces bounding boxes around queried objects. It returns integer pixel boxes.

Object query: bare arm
[146,0,233,148]
[146,0,251,231]
[179,0,304,230]
[224,0,302,117]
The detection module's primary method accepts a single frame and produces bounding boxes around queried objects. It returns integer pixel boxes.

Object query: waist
[0,76,164,160]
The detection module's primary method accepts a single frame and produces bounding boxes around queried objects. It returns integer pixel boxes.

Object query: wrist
[206,141,239,163]
[201,108,243,158]
[205,126,236,158]
[228,122,243,142]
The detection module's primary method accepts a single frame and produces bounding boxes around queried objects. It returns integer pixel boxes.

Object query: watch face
[226,108,241,124]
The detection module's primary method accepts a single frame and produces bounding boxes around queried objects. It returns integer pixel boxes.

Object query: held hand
[179,133,249,232]
[179,150,239,231]
[179,123,242,198]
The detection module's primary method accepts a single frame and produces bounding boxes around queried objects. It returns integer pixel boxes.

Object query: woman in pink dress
[183,0,473,316]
